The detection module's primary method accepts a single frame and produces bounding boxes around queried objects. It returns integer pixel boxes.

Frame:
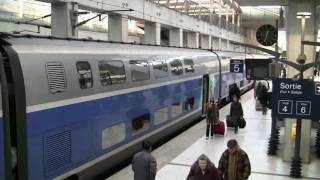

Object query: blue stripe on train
[0,118,4,180]
[26,78,203,180]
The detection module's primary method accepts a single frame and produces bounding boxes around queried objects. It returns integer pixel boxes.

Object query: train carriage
[0,34,262,180]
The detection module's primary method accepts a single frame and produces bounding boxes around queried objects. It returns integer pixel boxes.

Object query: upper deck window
[130,60,150,81]
[170,59,183,76]
[152,60,169,79]
[184,59,195,73]
[76,61,93,89]
[98,61,126,86]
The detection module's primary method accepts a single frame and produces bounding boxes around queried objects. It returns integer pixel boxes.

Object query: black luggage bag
[226,115,234,127]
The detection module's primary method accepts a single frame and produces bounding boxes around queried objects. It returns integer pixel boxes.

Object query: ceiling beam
[236,0,288,6]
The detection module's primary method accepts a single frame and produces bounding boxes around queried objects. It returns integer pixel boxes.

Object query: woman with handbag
[230,95,243,134]
[205,98,218,139]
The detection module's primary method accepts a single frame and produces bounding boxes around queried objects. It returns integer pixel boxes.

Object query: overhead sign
[230,60,244,73]
[272,78,318,120]
[245,59,272,80]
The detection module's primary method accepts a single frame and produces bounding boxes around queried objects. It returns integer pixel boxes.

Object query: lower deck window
[154,107,169,125]
[171,102,182,118]
[184,97,195,111]
[101,123,126,149]
[132,114,150,135]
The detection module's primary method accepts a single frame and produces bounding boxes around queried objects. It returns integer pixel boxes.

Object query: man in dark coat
[229,84,240,101]
[258,85,268,115]
[230,95,243,133]
[132,141,157,180]
[218,139,251,180]
[186,154,220,180]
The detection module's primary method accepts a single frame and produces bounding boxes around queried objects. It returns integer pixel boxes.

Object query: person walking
[230,95,243,134]
[186,154,220,180]
[229,84,240,101]
[258,84,268,115]
[218,139,251,180]
[255,82,263,99]
[205,98,218,139]
[132,141,157,180]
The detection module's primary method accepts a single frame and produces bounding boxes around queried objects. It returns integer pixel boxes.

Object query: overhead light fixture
[296,12,311,19]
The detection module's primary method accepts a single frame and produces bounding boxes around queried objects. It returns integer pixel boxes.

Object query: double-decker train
[0,33,266,180]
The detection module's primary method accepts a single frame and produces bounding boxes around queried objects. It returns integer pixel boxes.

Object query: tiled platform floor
[109,91,320,180]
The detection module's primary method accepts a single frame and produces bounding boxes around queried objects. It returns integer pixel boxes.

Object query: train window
[130,60,150,81]
[132,113,150,135]
[101,123,126,149]
[171,102,182,118]
[154,107,169,125]
[45,62,67,94]
[184,59,195,73]
[76,61,93,89]
[152,60,169,79]
[170,59,183,76]
[184,97,195,111]
[98,61,126,86]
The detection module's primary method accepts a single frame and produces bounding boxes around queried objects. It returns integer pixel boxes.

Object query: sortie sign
[272,78,318,120]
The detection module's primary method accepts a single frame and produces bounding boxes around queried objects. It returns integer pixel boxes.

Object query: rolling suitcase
[213,121,225,135]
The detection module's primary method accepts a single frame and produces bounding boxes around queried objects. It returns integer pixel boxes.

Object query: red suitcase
[213,121,225,135]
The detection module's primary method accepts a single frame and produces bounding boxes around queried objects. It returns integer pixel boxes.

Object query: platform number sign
[230,60,244,73]
[278,100,293,114]
[296,101,311,115]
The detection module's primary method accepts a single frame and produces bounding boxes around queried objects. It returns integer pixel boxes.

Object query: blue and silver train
[0,33,265,180]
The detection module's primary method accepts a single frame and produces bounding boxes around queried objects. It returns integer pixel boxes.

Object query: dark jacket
[258,86,268,106]
[230,101,243,121]
[186,161,220,180]
[205,102,218,124]
[218,148,251,180]
[132,151,157,180]
[229,85,240,100]
[255,83,263,98]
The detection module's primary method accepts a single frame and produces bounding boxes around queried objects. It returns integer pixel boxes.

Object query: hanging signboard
[272,78,317,120]
[230,60,244,73]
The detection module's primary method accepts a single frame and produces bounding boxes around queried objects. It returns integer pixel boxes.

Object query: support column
[226,14,230,50]
[196,32,199,48]
[232,12,235,33]
[283,119,295,161]
[144,22,161,45]
[237,14,241,34]
[51,2,78,38]
[108,14,128,42]
[169,28,183,47]
[200,34,211,49]
[218,14,222,50]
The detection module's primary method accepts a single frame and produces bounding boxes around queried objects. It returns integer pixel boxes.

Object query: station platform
[108,91,320,180]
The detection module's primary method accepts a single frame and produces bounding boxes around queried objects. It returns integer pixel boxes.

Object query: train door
[0,50,12,180]
[0,44,27,180]
[0,83,4,180]
[202,74,209,114]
